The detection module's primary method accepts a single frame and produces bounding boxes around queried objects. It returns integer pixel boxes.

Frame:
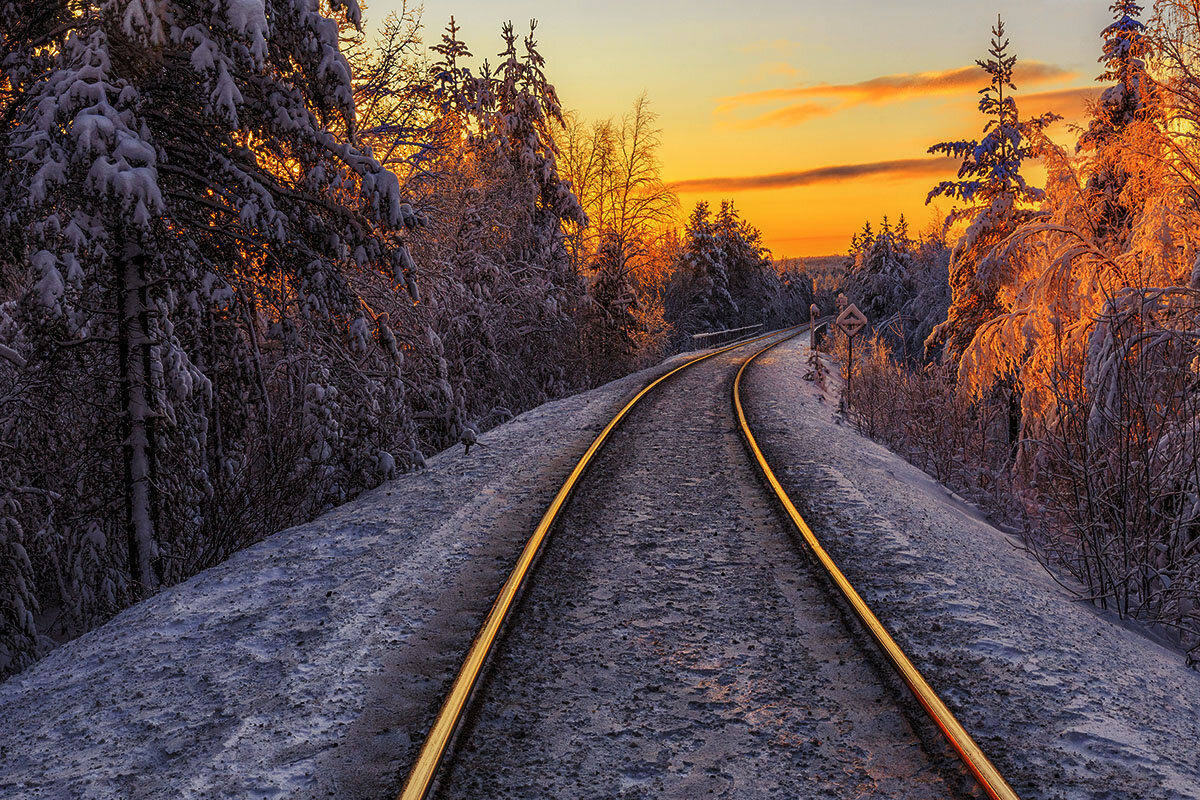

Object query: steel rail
[733,333,1021,800]
[396,325,800,800]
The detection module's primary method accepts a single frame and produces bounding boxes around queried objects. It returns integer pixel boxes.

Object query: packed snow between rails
[1,337,1198,800]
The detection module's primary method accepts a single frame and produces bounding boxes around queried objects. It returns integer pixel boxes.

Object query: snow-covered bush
[851,3,1200,662]
[1025,289,1200,662]
[843,335,1020,516]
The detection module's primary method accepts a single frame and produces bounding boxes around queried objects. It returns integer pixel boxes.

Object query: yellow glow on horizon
[667,122,1081,258]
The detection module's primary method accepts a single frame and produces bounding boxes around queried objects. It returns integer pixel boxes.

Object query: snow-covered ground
[431,337,961,800]
[742,336,1200,800]
[0,352,702,800]
[3,333,1198,800]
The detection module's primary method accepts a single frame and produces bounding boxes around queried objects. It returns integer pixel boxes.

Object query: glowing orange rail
[396,326,799,800]
[733,332,1021,800]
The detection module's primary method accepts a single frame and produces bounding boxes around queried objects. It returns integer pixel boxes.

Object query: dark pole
[846,331,854,402]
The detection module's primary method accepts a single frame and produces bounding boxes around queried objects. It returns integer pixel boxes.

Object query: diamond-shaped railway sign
[835,304,869,338]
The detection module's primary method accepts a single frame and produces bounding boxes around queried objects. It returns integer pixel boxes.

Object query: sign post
[809,303,819,351]
[835,304,869,400]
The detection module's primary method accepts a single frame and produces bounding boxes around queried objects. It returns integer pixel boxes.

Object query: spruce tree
[845,215,914,322]
[664,202,727,335]
[0,0,414,611]
[1082,0,1156,147]
[421,19,586,400]
[925,15,1057,361]
[1078,1,1159,244]
[715,200,769,313]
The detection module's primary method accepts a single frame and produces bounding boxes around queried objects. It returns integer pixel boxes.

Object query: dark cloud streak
[671,157,962,193]
[720,62,1077,112]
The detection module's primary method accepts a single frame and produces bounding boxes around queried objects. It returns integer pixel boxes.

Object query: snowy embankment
[5,333,1199,800]
[743,336,1200,800]
[0,353,698,800]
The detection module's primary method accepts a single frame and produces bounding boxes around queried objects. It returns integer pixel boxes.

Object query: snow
[31,250,64,312]
[0,352,700,799]
[742,337,1200,799]
[2,336,1197,799]
[224,0,268,62]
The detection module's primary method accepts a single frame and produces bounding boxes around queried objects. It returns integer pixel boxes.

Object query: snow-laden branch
[0,343,26,369]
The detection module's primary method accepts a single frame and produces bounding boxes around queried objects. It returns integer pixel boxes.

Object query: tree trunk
[117,237,158,595]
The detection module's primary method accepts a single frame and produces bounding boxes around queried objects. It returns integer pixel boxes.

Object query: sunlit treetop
[925,16,1059,224]
[1101,0,1149,81]
[430,16,473,114]
[1079,0,1157,151]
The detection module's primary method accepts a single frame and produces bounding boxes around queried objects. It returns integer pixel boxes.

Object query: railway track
[397,325,1019,800]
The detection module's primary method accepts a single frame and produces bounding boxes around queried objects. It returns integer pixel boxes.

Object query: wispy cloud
[730,102,838,129]
[1020,86,1104,118]
[718,62,1079,129]
[721,62,1075,111]
[671,157,961,193]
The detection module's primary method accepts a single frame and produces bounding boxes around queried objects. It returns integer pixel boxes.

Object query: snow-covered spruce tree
[664,201,736,338]
[840,214,956,364]
[1084,0,1157,147]
[460,20,587,397]
[897,228,952,363]
[664,200,804,342]
[715,201,766,302]
[1077,0,1159,246]
[715,200,778,325]
[0,0,416,672]
[848,219,873,263]
[925,15,1058,362]
[584,231,649,357]
[843,215,915,323]
[478,21,586,264]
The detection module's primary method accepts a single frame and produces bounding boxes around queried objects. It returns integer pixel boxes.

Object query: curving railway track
[397,326,1019,800]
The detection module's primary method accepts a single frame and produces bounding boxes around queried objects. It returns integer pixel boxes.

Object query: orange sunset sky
[374,1,1118,257]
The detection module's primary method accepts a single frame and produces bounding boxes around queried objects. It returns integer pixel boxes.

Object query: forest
[5,0,1200,680]
[0,0,814,676]
[840,1,1200,665]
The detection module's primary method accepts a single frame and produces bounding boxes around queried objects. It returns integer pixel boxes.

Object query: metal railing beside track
[690,323,763,349]
[733,331,1021,800]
